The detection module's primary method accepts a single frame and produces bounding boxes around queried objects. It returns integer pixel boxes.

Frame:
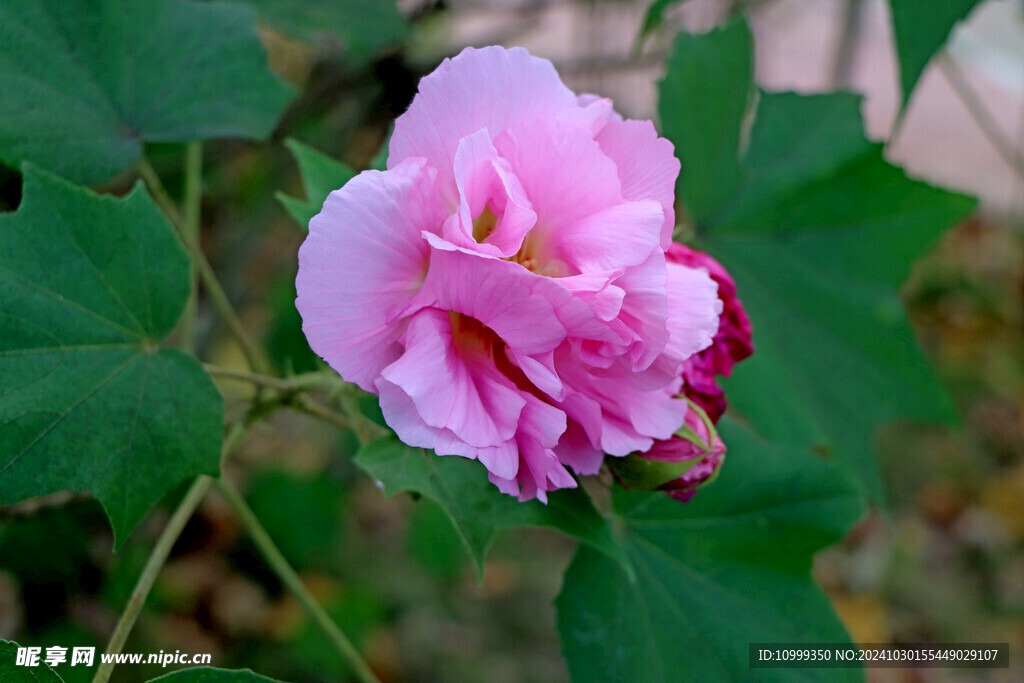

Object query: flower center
[449,310,497,358]
[509,233,569,277]
[472,205,499,243]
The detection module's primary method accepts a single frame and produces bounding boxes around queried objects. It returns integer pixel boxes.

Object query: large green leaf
[354,437,629,579]
[0,640,64,682]
[658,18,977,502]
[0,0,294,185]
[556,421,864,683]
[277,139,356,230]
[242,0,408,56]
[0,166,223,545]
[148,669,285,682]
[889,0,984,107]
[658,18,752,224]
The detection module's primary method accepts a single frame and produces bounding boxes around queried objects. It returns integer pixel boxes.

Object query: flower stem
[292,394,357,434]
[93,423,250,683]
[92,477,212,683]
[203,364,340,393]
[213,478,382,683]
[180,142,203,353]
[203,364,388,441]
[137,157,269,373]
[340,390,379,445]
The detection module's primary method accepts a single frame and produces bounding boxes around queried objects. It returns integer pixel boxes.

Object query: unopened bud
[608,403,726,502]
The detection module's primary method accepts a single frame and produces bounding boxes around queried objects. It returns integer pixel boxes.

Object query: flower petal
[495,120,664,273]
[296,159,442,392]
[443,129,537,258]
[379,309,526,450]
[413,242,569,355]
[488,394,573,503]
[595,119,681,248]
[389,46,579,201]
[664,259,722,362]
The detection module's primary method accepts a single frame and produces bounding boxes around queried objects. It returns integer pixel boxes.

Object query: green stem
[91,425,248,683]
[93,424,250,683]
[136,157,180,222]
[203,364,340,393]
[214,478,381,683]
[292,394,359,434]
[137,157,269,373]
[203,364,387,440]
[92,478,212,683]
[180,142,203,353]
[340,390,378,445]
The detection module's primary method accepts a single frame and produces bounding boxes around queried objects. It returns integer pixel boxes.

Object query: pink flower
[668,243,754,423]
[296,46,725,502]
[610,244,752,504]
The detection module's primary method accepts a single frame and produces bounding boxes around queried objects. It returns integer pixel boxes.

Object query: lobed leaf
[0,165,223,546]
[658,18,753,225]
[354,437,630,580]
[0,0,294,185]
[556,421,865,683]
[658,17,977,502]
[0,640,64,682]
[889,0,985,108]
[277,139,357,230]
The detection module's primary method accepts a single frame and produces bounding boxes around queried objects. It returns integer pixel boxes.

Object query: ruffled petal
[441,129,538,258]
[555,348,687,456]
[595,119,681,248]
[379,309,526,453]
[495,119,664,273]
[488,394,574,503]
[413,242,569,355]
[664,259,722,362]
[296,159,442,392]
[389,46,579,201]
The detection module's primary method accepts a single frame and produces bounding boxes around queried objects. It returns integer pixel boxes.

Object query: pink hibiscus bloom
[296,46,725,502]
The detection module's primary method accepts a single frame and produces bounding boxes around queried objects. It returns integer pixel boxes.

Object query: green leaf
[658,17,977,502]
[246,469,345,569]
[147,668,284,682]
[639,0,687,44]
[657,18,753,224]
[0,0,294,185]
[354,436,629,579]
[889,0,984,107]
[409,499,466,579]
[265,274,319,374]
[709,93,975,501]
[277,139,356,230]
[556,421,865,683]
[241,0,408,56]
[0,165,224,545]
[0,640,64,682]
